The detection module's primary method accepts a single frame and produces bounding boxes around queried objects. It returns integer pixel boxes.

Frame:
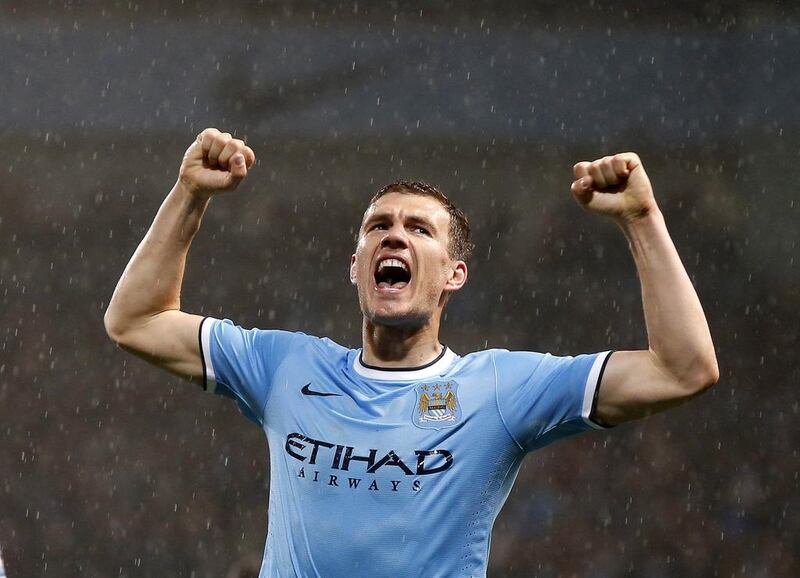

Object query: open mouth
[374,258,411,290]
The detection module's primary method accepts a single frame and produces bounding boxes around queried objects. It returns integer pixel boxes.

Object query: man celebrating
[105,128,718,577]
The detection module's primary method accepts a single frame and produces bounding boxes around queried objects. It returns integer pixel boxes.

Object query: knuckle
[208,133,231,150]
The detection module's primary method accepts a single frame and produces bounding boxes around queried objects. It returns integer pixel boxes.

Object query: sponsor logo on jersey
[285,432,453,493]
[285,432,453,476]
[413,381,462,430]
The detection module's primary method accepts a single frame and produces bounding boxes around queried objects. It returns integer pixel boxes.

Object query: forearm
[620,209,718,386]
[105,182,209,338]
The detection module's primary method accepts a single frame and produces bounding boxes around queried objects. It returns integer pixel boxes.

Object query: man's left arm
[570,153,719,426]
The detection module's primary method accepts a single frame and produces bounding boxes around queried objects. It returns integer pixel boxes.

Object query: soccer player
[105,128,718,577]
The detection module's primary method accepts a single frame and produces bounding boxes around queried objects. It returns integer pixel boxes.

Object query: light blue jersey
[200,318,612,578]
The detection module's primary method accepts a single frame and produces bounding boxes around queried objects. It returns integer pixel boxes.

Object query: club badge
[413,381,462,430]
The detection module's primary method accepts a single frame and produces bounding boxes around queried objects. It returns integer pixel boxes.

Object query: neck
[361,317,443,368]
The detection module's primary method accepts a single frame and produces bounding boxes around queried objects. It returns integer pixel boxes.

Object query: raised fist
[178,128,256,197]
[570,152,657,223]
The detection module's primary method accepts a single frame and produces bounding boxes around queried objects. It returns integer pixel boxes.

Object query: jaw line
[366,311,431,331]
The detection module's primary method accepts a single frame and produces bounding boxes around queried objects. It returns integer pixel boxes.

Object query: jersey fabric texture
[200,317,612,578]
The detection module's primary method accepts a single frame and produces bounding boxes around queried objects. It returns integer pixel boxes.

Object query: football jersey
[199,317,612,578]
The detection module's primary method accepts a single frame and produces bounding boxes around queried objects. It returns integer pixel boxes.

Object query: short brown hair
[368,181,475,262]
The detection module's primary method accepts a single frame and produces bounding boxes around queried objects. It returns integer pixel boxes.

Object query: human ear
[444,261,468,292]
[349,254,358,285]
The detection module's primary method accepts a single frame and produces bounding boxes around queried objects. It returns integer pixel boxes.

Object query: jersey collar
[353,347,458,381]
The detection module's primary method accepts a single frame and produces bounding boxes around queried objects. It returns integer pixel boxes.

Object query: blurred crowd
[1,130,796,577]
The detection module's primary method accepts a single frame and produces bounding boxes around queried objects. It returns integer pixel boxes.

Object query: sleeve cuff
[198,317,218,393]
[581,351,614,429]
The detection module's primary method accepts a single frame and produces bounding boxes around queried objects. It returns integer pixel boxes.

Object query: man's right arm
[103,128,256,381]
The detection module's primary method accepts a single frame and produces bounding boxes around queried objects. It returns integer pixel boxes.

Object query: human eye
[369,222,388,231]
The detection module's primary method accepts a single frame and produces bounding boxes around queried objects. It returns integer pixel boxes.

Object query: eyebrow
[363,211,439,232]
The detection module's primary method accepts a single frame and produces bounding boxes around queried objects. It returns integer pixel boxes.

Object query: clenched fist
[570,153,658,223]
[178,128,256,197]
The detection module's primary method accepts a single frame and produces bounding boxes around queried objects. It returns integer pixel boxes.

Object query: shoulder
[457,348,549,368]
[442,349,550,383]
[457,349,598,393]
[206,318,354,359]
[309,334,354,357]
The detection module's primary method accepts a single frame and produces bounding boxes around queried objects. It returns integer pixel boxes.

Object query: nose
[380,223,409,249]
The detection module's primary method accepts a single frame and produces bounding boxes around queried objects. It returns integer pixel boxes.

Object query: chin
[367,309,430,330]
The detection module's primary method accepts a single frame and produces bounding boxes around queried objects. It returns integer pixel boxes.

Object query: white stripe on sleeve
[581,351,613,429]
[200,317,217,394]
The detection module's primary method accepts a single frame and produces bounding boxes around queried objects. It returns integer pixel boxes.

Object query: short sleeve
[199,317,301,427]
[493,349,613,452]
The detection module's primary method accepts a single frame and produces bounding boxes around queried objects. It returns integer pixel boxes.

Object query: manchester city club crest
[413,381,462,430]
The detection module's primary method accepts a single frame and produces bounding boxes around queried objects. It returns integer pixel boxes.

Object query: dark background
[0,1,797,576]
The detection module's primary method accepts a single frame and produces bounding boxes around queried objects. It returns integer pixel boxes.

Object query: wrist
[174,178,213,204]
[616,204,663,230]
[617,207,666,249]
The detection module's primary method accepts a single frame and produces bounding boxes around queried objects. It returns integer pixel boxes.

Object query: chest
[263,360,510,475]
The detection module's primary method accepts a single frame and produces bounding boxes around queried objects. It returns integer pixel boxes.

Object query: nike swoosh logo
[301,383,342,397]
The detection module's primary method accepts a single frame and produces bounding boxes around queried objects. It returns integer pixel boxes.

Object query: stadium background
[0,1,797,576]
